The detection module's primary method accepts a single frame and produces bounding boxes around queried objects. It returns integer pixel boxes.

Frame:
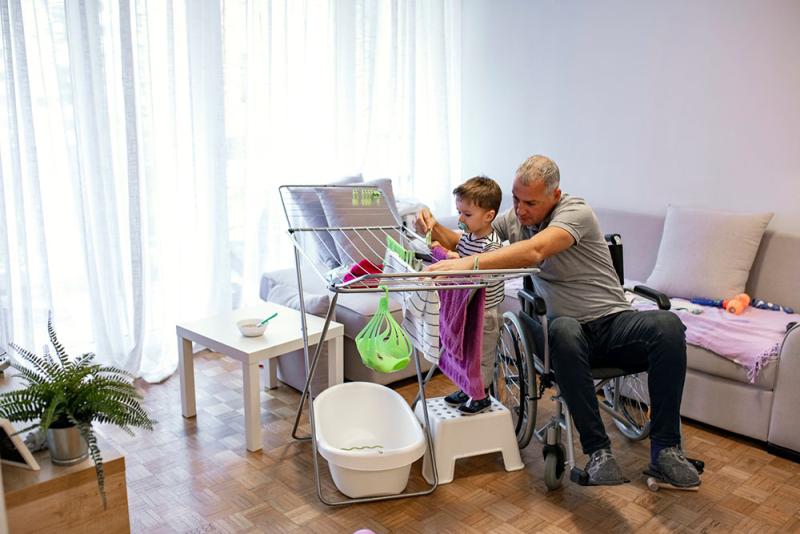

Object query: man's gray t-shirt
[493,194,631,323]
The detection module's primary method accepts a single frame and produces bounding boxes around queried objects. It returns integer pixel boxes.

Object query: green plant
[0,313,156,508]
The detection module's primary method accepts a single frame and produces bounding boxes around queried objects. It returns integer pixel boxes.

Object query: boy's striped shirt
[456,230,504,308]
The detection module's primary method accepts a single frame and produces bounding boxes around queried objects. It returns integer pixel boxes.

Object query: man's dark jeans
[548,309,687,455]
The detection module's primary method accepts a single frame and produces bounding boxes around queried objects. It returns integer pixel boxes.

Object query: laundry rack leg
[411,364,439,411]
[290,246,339,440]
[290,293,338,439]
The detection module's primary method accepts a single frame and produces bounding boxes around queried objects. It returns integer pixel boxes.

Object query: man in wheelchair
[419,155,700,488]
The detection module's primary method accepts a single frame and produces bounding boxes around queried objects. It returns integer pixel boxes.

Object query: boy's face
[455,197,495,234]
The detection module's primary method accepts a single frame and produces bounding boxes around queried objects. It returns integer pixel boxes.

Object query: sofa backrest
[595,207,800,310]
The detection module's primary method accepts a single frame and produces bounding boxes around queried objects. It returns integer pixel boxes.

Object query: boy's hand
[415,208,437,235]
[445,250,460,259]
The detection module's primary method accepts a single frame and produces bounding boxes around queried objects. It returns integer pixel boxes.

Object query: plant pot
[46,426,89,465]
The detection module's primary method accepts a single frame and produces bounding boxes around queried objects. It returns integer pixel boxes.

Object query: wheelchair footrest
[687,457,705,475]
[570,467,590,486]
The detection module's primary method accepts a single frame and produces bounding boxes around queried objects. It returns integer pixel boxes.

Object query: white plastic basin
[314,381,426,498]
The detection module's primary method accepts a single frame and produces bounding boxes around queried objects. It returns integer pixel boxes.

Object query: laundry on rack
[437,286,486,399]
[383,249,441,363]
[342,259,383,286]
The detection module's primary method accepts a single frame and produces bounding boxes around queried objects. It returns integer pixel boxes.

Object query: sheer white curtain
[0,0,460,382]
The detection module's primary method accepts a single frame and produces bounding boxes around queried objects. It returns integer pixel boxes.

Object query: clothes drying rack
[279,184,538,506]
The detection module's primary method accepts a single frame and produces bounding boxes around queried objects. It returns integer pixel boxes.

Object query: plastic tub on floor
[313,381,427,498]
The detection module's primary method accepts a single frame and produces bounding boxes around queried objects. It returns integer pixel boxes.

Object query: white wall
[461,0,800,233]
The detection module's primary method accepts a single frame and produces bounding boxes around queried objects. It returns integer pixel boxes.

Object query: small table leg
[178,337,196,418]
[264,359,279,389]
[327,334,344,386]
[243,361,262,451]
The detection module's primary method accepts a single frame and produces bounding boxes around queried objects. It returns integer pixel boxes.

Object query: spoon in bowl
[258,312,278,327]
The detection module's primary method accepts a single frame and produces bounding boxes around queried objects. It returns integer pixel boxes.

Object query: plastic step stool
[413,396,524,484]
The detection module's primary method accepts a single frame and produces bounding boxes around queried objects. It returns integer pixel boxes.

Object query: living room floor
[100,350,800,533]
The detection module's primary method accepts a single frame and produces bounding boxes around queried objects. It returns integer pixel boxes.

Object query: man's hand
[414,208,437,235]
[425,256,474,272]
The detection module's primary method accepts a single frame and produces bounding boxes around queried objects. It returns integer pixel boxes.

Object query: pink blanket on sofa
[630,296,798,383]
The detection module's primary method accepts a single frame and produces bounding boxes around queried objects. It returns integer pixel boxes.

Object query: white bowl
[237,318,267,337]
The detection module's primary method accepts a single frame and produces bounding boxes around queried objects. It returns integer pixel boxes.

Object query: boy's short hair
[453,176,502,217]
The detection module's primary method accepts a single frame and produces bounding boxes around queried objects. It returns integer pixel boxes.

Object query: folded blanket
[629,295,799,383]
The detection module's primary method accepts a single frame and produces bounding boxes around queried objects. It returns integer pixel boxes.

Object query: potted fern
[0,313,156,508]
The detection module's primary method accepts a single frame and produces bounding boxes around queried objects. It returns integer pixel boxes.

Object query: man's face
[512,177,561,227]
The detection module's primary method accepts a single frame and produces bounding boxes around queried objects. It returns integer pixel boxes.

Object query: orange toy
[723,293,751,315]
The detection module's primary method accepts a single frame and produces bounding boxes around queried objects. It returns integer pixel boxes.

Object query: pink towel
[437,287,486,398]
[343,259,383,286]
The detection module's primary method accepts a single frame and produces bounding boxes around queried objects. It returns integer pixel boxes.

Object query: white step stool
[413,396,524,484]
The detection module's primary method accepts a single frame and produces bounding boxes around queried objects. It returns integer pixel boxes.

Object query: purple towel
[437,286,486,399]
[431,245,450,261]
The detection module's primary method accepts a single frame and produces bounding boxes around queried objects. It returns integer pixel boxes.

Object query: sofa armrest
[260,267,330,316]
[768,323,800,453]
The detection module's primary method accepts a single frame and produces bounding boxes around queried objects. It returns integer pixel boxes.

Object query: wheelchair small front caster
[542,443,566,490]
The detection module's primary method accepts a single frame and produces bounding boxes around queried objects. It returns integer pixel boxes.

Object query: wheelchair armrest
[632,284,671,310]
[518,288,547,316]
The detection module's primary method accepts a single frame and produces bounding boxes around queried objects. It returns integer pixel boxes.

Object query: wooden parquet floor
[98,351,800,533]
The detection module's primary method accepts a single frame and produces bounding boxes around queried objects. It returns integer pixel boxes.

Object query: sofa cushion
[287,175,363,268]
[594,208,665,282]
[645,206,772,299]
[260,267,329,315]
[317,181,402,266]
[686,344,777,390]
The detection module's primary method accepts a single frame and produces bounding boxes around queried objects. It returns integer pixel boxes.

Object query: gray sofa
[499,207,800,455]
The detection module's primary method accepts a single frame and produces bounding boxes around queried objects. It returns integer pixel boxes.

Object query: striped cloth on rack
[383,250,441,364]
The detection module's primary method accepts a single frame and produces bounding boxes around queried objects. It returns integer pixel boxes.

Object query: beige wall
[461,0,800,233]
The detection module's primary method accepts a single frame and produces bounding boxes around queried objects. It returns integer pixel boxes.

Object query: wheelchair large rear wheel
[602,373,651,441]
[493,312,537,448]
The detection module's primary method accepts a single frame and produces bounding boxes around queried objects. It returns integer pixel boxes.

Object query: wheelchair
[491,234,668,490]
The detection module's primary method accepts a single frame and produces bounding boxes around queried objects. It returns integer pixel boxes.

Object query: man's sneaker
[457,396,492,415]
[584,449,629,485]
[651,446,701,488]
[444,390,469,407]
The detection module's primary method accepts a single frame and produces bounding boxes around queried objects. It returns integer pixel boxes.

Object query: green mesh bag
[355,286,413,373]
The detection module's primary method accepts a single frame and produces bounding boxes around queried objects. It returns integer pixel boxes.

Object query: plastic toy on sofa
[691,293,751,315]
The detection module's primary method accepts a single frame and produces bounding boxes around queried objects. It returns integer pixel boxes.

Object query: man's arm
[426,226,575,271]
[415,208,461,250]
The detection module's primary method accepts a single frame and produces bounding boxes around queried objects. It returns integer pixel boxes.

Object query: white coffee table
[176,303,344,451]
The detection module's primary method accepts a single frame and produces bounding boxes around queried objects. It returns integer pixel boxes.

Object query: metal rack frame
[279,184,538,506]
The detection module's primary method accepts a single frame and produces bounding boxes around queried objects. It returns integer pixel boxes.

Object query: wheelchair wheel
[602,373,651,441]
[493,312,537,448]
[543,450,564,490]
